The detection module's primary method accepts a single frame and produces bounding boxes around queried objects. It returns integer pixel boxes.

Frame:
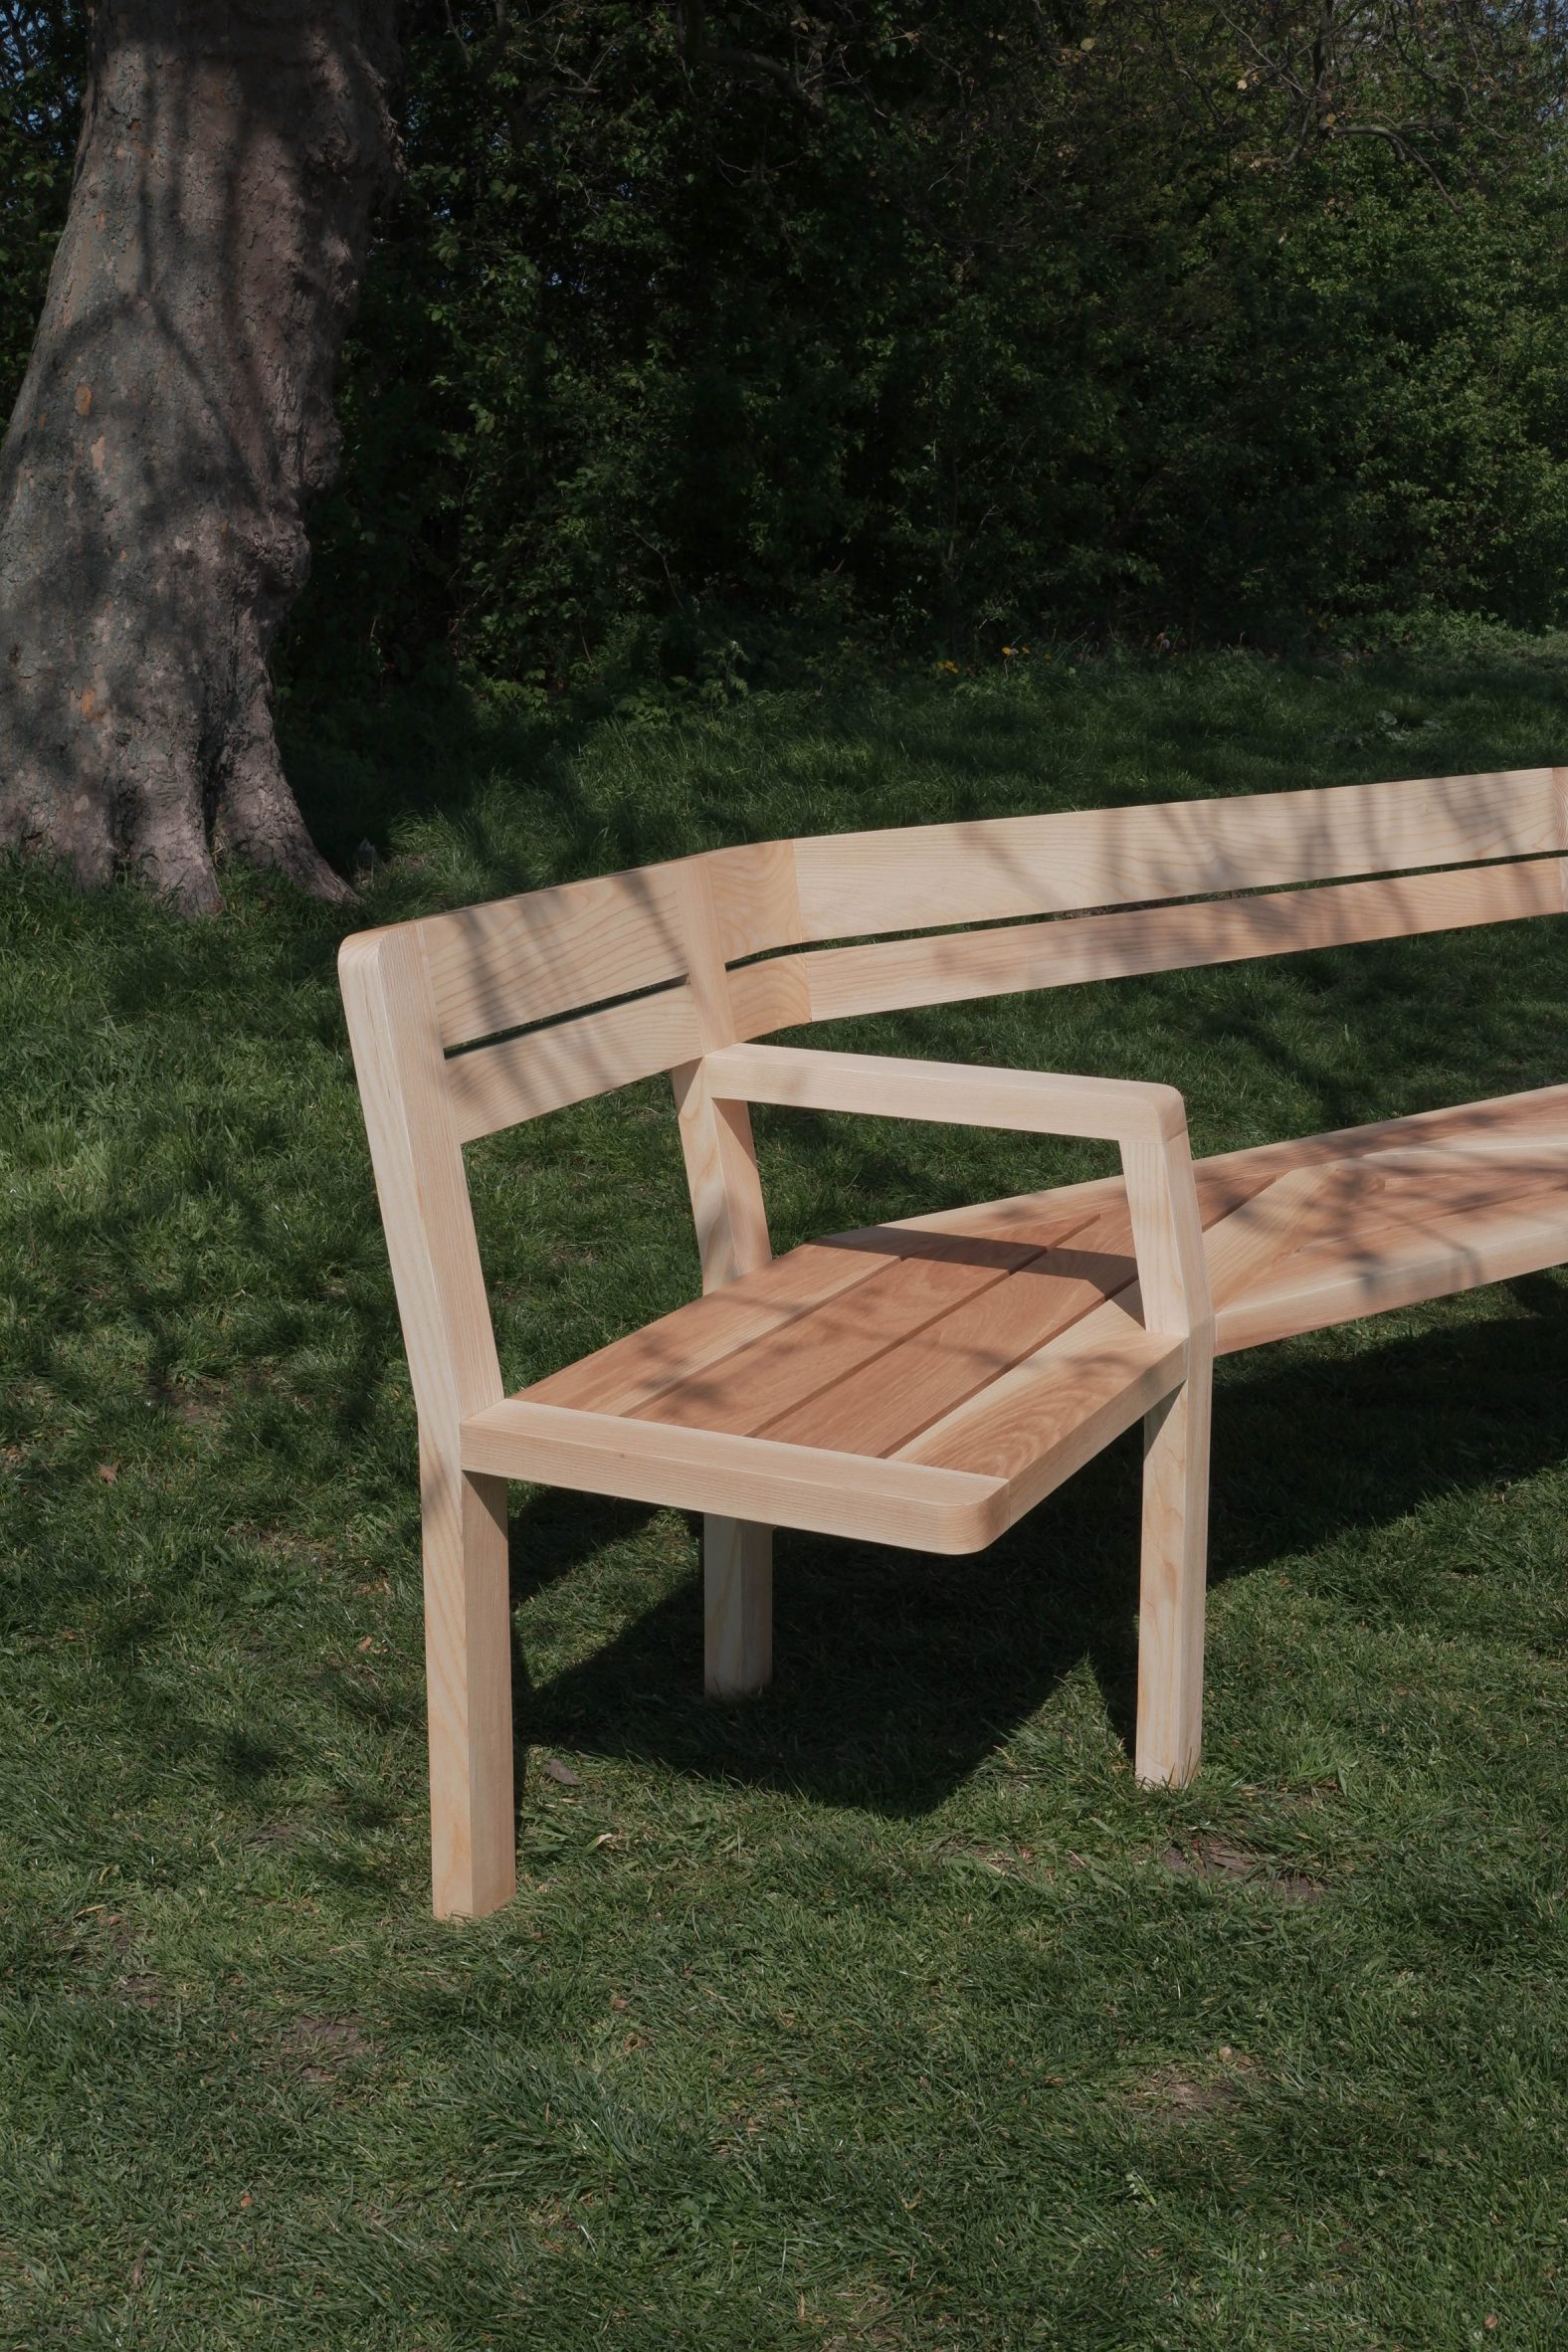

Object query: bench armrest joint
[702,1041,1213,1343]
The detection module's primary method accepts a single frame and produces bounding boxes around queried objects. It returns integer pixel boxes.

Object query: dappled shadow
[511,1288,1568,1816]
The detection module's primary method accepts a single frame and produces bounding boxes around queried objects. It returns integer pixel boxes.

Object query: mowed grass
[3,645,1567,2350]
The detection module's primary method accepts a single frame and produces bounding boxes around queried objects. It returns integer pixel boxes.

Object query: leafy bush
[5,5,1565,689]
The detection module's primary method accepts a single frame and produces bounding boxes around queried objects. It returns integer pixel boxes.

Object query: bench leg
[1135,1371,1211,1788]
[422,1456,516,1919]
[704,1516,773,1696]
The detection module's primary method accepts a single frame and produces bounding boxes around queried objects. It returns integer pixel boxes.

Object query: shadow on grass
[512,1284,1568,1818]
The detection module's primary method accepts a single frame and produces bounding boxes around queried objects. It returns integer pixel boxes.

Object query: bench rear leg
[1135,1372,1211,1787]
[422,1457,516,1918]
[704,1516,773,1696]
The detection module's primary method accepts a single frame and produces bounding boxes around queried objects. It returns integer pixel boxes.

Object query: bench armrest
[702,1041,1213,1342]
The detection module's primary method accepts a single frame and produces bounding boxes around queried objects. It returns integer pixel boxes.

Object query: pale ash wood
[418,1454,514,1919]
[672,863,772,1289]
[1214,1181,1568,1353]
[446,985,704,1141]
[704,837,806,963]
[670,858,776,1697]
[789,855,1564,1027]
[460,1398,1009,1550]
[338,926,513,1920]
[419,861,690,1048]
[897,1291,1186,1504]
[894,1083,1568,1255]
[726,954,815,1042]
[704,1518,773,1698]
[1121,1115,1214,1791]
[784,767,1560,943]
[703,1039,1188,1148]
[1137,1380,1209,1787]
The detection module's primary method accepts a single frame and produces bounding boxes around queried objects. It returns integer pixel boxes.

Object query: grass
[3,642,1568,2349]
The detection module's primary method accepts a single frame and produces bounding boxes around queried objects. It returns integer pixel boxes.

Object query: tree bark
[0,0,398,912]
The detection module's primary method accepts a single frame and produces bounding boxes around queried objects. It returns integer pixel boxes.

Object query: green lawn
[3,645,1567,2349]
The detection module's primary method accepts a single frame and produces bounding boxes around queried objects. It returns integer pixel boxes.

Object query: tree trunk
[0,0,398,912]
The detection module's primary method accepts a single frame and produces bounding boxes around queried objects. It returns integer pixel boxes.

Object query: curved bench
[341,764,1568,1915]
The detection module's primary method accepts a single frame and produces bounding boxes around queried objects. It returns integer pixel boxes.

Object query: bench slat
[459,1398,1008,1553]
[1217,1183,1568,1353]
[524,1226,964,1415]
[446,985,704,1141]
[419,862,691,1049]
[894,1294,1186,1524]
[506,1087,1568,1535]
[887,1082,1568,1246]
[786,767,1561,943]
[762,1201,1136,1456]
[631,1212,1090,1440]
[789,854,1565,1025]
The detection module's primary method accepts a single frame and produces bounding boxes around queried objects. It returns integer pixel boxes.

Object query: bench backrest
[340,765,1568,1434]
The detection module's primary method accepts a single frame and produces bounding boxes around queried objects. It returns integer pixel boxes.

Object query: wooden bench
[340,764,1568,1916]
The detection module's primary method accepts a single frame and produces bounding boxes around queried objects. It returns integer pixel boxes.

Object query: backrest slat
[786,767,1561,945]
[793,856,1566,1028]
[706,839,805,962]
[420,862,689,1049]
[447,986,705,1143]
[342,767,1567,1458]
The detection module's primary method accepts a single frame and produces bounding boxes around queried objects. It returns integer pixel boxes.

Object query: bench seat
[462,1081,1568,1551]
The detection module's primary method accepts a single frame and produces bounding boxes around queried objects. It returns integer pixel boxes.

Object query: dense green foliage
[4,7,1567,691]
[4,647,1567,2344]
[0,3,78,404]
[312,1,1568,687]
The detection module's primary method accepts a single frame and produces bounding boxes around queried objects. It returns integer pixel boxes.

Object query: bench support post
[422,1454,516,1918]
[1135,1368,1211,1787]
[704,1516,773,1696]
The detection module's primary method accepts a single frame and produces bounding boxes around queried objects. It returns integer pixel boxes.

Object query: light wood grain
[672,859,772,1290]
[338,927,513,1918]
[897,1290,1186,1507]
[704,1040,1184,1145]
[636,1224,1061,1441]
[339,928,504,1432]
[790,854,1563,1025]
[890,1083,1568,1256]
[669,856,778,1692]
[418,1454,515,1919]
[418,863,690,1049]
[786,767,1560,942]
[341,767,1568,1905]
[1136,1374,1209,1789]
[726,954,815,1041]
[1215,1181,1568,1352]
[706,838,805,963]
[526,1232,909,1415]
[760,1222,1119,1457]
[460,1397,1009,1552]
[446,985,704,1141]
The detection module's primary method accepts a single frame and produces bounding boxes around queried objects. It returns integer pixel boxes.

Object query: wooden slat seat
[462,1083,1568,1545]
[339,762,1568,1915]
